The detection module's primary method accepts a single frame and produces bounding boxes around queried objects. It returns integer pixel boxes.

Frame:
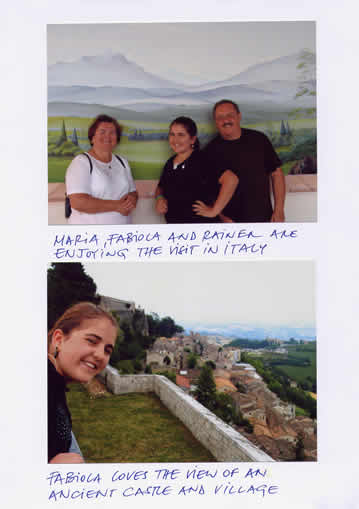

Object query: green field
[48,116,316,182]
[262,344,317,385]
[67,384,216,463]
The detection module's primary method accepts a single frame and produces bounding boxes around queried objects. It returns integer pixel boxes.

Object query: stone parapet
[99,367,273,462]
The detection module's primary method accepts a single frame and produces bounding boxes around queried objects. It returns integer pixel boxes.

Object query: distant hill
[48,52,185,89]
[48,50,316,121]
[182,322,316,342]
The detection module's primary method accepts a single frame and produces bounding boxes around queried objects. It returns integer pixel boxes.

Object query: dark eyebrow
[86,333,114,351]
[86,333,102,340]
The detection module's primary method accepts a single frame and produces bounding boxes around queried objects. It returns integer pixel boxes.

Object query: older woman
[48,302,118,463]
[65,114,138,224]
[155,116,238,223]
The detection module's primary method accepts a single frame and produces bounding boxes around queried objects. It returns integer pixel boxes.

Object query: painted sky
[84,260,315,329]
[47,21,315,84]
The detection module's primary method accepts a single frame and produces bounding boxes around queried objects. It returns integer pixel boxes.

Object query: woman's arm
[49,452,85,464]
[69,193,134,215]
[154,185,168,215]
[192,170,239,218]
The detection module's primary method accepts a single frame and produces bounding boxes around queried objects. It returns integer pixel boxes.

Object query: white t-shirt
[65,153,136,225]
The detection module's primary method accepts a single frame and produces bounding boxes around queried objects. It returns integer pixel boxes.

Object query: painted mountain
[48,50,316,122]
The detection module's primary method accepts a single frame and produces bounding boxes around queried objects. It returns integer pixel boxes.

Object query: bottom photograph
[47,260,316,464]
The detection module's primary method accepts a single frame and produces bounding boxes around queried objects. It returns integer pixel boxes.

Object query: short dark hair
[88,114,122,145]
[213,100,240,117]
[169,116,200,151]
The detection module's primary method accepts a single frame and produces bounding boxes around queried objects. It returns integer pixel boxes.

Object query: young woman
[65,114,138,225]
[47,302,118,463]
[155,116,238,223]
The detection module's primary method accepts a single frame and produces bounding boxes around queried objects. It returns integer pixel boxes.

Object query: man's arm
[193,170,239,218]
[271,167,286,222]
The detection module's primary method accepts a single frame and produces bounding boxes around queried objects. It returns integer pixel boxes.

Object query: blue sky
[48,21,315,84]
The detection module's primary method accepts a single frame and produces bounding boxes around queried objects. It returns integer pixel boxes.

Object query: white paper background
[1,1,359,507]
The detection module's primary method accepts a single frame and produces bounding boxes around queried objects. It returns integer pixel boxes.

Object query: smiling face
[91,122,118,153]
[214,103,242,140]
[51,317,117,383]
[168,123,196,158]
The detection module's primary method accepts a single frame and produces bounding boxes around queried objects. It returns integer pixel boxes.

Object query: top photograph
[47,21,317,225]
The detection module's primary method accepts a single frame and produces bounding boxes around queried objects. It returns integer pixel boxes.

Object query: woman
[65,114,138,225]
[47,302,118,463]
[155,116,238,223]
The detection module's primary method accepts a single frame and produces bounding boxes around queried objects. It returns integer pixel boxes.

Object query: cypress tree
[71,127,79,146]
[56,119,68,146]
[195,364,217,411]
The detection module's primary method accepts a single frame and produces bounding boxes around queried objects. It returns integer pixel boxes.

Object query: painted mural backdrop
[48,22,316,189]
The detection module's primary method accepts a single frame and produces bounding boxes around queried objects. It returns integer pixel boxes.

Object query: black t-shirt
[203,129,282,222]
[47,359,72,462]
[158,150,220,223]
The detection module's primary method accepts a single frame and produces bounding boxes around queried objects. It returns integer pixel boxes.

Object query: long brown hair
[48,302,118,349]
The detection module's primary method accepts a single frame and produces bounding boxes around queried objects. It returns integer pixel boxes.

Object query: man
[202,99,285,223]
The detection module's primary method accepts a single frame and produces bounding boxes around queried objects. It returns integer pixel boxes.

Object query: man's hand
[270,208,285,222]
[192,200,217,218]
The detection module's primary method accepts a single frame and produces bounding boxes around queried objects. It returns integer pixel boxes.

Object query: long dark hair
[169,116,200,151]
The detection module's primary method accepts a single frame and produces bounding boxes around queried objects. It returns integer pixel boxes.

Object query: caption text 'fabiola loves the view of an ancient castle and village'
[48,260,316,463]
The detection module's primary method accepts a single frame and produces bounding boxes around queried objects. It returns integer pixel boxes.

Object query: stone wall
[99,366,273,462]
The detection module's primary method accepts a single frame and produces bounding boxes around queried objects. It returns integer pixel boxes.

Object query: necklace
[90,148,112,166]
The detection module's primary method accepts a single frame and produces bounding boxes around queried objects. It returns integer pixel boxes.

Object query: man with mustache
[203,99,285,223]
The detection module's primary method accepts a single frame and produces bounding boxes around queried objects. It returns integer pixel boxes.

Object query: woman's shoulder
[48,358,66,392]
[162,155,175,169]
[112,153,129,167]
[188,150,208,167]
[66,153,92,172]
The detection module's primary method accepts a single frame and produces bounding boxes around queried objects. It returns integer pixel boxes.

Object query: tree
[147,313,184,338]
[56,119,67,146]
[158,316,183,337]
[158,370,176,383]
[286,121,292,136]
[47,263,99,330]
[71,127,79,146]
[295,432,306,461]
[206,360,216,370]
[195,364,217,411]
[214,393,242,425]
[295,49,316,99]
[187,353,197,369]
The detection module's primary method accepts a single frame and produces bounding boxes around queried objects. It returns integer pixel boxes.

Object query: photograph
[47,260,316,463]
[3,0,359,506]
[48,21,317,226]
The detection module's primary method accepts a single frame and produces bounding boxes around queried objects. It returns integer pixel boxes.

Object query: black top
[158,150,220,224]
[47,359,72,462]
[203,129,282,222]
